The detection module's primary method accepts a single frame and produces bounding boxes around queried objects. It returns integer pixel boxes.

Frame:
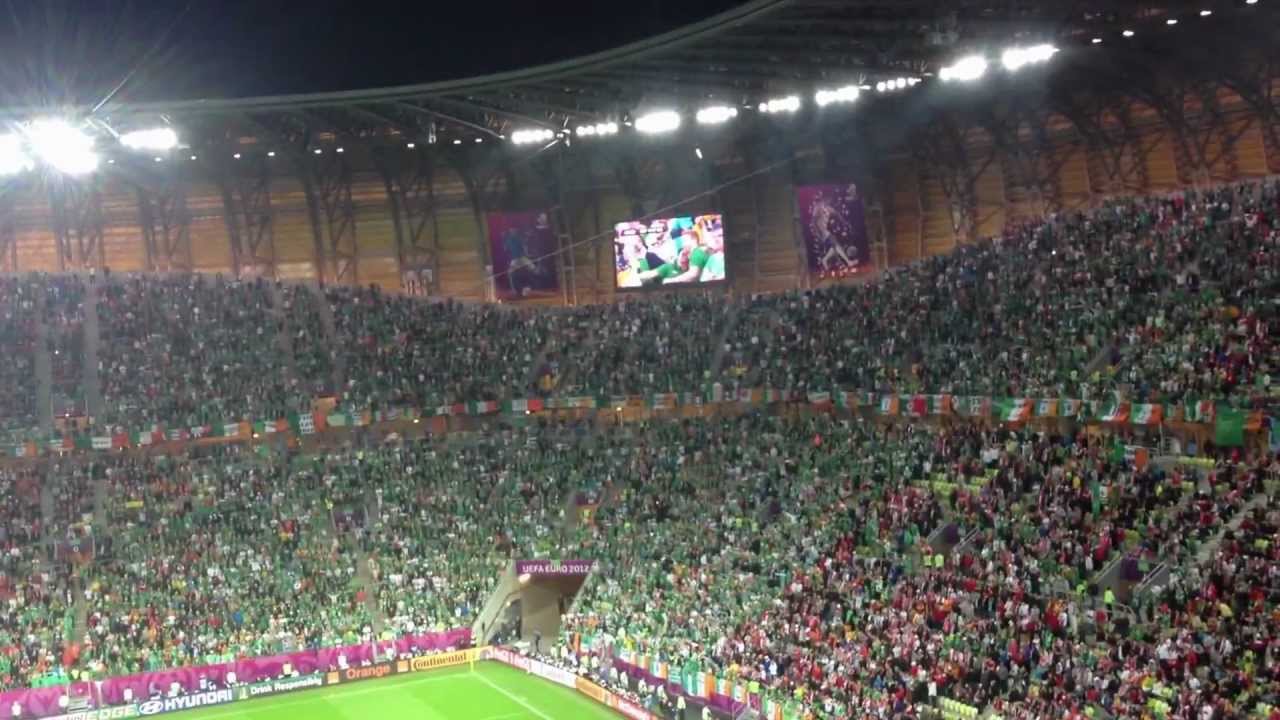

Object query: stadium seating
[0,277,38,436]
[96,274,295,429]
[0,179,1274,720]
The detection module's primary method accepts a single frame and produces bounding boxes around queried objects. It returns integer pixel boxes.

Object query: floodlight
[0,134,33,176]
[814,86,859,107]
[939,55,988,82]
[119,127,178,152]
[758,96,801,114]
[511,128,556,145]
[695,147,703,160]
[1166,18,1178,24]
[1001,45,1057,72]
[25,119,98,175]
[695,106,738,125]
[1122,29,1135,37]
[635,111,681,134]
[1092,37,1103,44]
[1200,9,1212,15]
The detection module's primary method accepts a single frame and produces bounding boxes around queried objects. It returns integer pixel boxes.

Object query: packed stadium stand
[0,176,1273,720]
[0,1,1279,719]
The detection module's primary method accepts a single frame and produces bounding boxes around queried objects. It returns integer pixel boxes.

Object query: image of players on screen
[613,214,725,289]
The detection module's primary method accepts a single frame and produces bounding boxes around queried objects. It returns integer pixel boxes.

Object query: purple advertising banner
[487,211,560,301]
[0,629,470,718]
[515,559,596,576]
[796,183,871,280]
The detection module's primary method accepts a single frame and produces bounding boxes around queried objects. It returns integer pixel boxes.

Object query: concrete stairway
[355,552,386,636]
[308,284,347,400]
[265,281,299,388]
[33,285,52,435]
[707,301,744,382]
[1193,492,1268,567]
[82,277,103,421]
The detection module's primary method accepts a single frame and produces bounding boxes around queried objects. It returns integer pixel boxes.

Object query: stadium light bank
[0,121,184,177]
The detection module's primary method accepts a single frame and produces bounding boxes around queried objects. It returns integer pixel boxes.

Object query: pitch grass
[168,662,621,719]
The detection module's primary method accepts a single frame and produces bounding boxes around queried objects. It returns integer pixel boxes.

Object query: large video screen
[613,214,726,289]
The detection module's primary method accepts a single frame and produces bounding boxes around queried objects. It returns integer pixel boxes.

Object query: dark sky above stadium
[0,0,745,106]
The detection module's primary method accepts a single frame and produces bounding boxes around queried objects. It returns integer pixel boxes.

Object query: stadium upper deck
[0,0,1274,299]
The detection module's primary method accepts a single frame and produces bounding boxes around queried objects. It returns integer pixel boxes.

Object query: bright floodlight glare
[695,147,703,160]
[0,134,33,176]
[758,96,801,114]
[1001,44,1058,72]
[1167,18,1178,24]
[511,128,556,145]
[939,55,988,82]
[573,122,619,138]
[635,111,681,134]
[119,127,178,152]
[1200,9,1212,15]
[1122,29,1135,37]
[695,106,738,125]
[814,85,859,107]
[1246,0,1257,5]
[1092,37,1103,44]
[26,119,98,175]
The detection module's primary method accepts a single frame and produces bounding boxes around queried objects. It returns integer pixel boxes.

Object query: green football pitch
[167,662,621,719]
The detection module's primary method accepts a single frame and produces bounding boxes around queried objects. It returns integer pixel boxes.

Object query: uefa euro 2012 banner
[514,559,596,576]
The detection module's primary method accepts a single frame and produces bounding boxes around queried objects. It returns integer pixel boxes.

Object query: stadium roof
[21,0,1280,149]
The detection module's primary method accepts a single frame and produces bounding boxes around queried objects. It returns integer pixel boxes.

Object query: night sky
[0,0,746,107]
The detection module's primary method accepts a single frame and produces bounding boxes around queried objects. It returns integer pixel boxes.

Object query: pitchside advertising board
[237,673,325,700]
[488,647,657,720]
[46,709,139,720]
[136,689,236,716]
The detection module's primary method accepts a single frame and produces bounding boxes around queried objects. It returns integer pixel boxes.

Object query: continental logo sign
[325,661,398,686]
[410,648,477,672]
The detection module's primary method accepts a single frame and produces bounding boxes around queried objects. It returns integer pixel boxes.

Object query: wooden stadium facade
[1,0,1278,303]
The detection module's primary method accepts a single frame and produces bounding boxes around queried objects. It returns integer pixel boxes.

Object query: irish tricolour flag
[1131,403,1162,425]
[995,398,1032,423]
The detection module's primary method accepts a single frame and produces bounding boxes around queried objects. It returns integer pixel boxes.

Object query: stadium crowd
[0,179,1273,720]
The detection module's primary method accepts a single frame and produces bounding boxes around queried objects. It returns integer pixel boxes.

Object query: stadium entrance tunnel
[473,561,594,650]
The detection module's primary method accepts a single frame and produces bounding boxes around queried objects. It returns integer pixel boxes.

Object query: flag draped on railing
[16,387,1269,458]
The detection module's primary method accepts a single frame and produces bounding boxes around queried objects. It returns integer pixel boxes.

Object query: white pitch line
[177,671,467,720]
[473,672,555,720]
